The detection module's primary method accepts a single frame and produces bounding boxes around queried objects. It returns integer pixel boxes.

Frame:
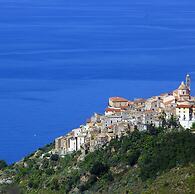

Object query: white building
[176,102,195,129]
[104,115,122,127]
[67,136,77,153]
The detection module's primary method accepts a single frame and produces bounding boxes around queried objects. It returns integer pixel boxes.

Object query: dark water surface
[0,0,195,163]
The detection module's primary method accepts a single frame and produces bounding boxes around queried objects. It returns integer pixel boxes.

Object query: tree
[50,154,59,161]
[0,160,7,170]
[167,115,179,129]
[147,124,157,135]
[134,125,138,131]
[127,150,140,166]
[159,111,167,128]
[90,162,109,177]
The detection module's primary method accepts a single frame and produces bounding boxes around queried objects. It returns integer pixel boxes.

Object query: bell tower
[186,74,191,90]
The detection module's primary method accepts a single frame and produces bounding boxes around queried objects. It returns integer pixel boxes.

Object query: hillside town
[54,74,195,157]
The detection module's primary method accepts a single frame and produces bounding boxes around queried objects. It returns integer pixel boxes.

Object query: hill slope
[1,128,195,194]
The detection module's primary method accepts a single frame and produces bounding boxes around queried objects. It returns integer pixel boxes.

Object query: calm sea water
[1,0,195,163]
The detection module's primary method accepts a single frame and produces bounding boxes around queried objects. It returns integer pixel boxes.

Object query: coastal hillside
[0,125,195,194]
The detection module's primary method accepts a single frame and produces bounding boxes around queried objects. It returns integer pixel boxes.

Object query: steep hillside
[0,128,195,194]
[144,164,195,194]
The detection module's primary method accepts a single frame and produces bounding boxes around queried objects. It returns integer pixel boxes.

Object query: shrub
[90,162,109,177]
[101,171,114,182]
[42,158,49,169]
[50,154,59,162]
[50,177,60,190]
[45,168,54,175]
[127,150,140,166]
[28,179,39,189]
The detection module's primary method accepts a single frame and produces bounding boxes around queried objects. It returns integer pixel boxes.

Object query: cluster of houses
[54,74,195,157]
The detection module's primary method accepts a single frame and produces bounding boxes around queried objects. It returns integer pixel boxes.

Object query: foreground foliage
[1,128,195,194]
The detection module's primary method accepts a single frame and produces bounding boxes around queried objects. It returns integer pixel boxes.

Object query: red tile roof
[128,101,134,105]
[134,98,146,103]
[109,97,128,102]
[160,93,168,96]
[105,108,122,113]
[177,105,192,108]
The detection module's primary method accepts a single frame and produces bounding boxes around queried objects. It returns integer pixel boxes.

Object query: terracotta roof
[128,101,134,105]
[109,97,128,102]
[177,105,192,108]
[105,108,121,113]
[160,93,168,96]
[134,98,146,103]
[180,94,190,96]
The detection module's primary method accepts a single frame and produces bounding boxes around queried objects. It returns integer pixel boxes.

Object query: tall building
[175,74,195,129]
[186,74,191,90]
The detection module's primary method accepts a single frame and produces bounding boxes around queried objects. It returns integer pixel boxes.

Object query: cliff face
[1,128,195,194]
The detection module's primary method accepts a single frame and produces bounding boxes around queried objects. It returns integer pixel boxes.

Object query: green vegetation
[0,160,7,170]
[191,122,195,134]
[0,127,195,194]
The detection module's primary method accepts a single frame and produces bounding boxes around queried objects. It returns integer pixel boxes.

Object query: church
[175,74,195,129]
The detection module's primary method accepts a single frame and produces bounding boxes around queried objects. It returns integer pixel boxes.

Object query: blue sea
[0,0,195,164]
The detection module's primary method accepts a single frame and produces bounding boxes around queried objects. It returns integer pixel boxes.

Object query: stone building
[109,97,129,108]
